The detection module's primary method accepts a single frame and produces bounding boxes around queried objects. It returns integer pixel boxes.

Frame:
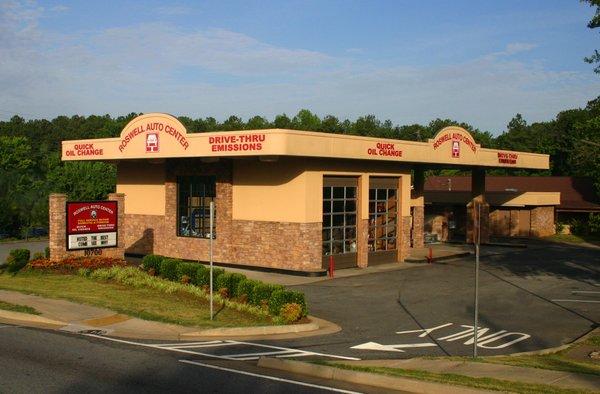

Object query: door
[322,177,358,269]
[368,177,398,265]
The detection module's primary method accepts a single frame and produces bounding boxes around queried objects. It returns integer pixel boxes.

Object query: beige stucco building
[59,113,550,273]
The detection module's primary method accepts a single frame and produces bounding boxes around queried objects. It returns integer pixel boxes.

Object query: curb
[406,252,473,264]
[506,326,599,357]
[182,318,320,338]
[0,309,66,328]
[257,357,491,394]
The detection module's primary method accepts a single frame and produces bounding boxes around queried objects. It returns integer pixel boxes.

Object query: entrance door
[322,177,358,269]
[368,177,398,265]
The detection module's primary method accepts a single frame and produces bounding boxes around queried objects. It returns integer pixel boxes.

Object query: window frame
[176,175,216,239]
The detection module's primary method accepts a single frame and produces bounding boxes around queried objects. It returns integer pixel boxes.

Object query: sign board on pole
[66,201,118,250]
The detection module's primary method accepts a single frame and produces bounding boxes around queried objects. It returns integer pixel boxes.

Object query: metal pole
[474,202,481,358]
[209,201,214,321]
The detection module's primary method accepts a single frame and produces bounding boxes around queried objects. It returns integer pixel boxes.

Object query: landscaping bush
[268,289,308,317]
[142,254,165,274]
[251,282,284,307]
[589,213,600,235]
[215,272,246,297]
[237,278,259,301]
[279,303,303,323]
[159,258,180,281]
[6,248,30,273]
[32,252,45,260]
[176,262,198,282]
[44,246,50,259]
[195,266,225,290]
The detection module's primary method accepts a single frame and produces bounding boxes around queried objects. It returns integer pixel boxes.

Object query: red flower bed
[28,257,127,271]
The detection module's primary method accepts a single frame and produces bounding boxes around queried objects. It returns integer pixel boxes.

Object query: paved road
[254,242,600,359]
[0,324,394,394]
[0,240,48,263]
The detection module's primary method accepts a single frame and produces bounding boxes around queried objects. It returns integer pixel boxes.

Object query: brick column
[49,193,67,261]
[397,175,412,262]
[466,168,490,244]
[356,175,369,268]
[107,193,126,258]
[411,166,425,248]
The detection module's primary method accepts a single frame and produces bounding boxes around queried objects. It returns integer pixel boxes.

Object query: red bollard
[427,247,433,264]
[328,255,335,278]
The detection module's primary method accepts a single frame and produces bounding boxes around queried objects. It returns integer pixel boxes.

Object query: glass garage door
[368,177,398,265]
[322,177,358,269]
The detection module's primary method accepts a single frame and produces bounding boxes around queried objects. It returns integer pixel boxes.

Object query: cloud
[0,1,598,133]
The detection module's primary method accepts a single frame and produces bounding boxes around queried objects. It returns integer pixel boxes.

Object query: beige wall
[116,160,166,215]
[232,157,412,223]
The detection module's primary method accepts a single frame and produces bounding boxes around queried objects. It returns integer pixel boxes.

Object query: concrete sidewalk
[343,358,600,392]
[0,290,339,341]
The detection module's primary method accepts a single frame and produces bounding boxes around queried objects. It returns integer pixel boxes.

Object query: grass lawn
[544,233,600,246]
[320,362,594,394]
[468,335,600,376]
[0,300,40,315]
[0,270,271,328]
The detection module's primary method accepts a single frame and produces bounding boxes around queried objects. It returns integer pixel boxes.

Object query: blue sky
[1,0,599,133]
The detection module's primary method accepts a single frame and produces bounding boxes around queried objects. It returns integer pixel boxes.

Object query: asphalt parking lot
[0,240,48,263]
[264,242,599,359]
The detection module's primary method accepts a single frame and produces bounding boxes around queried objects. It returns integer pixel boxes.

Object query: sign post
[473,202,481,358]
[209,201,214,321]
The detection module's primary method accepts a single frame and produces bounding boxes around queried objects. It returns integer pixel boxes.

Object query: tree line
[1,97,599,237]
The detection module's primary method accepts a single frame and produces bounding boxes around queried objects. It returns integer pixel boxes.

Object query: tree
[273,114,293,129]
[246,116,270,130]
[292,109,321,131]
[583,0,600,73]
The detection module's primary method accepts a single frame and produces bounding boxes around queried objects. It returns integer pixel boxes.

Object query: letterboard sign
[66,201,118,250]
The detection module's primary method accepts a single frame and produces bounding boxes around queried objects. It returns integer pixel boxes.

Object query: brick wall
[411,206,424,248]
[531,206,555,237]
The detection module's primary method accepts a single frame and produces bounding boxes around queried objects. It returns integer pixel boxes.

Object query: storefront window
[322,185,357,255]
[177,176,216,238]
[368,188,397,251]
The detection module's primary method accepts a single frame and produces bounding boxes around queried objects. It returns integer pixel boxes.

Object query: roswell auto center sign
[66,201,118,250]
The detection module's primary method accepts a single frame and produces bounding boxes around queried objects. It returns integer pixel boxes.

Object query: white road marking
[228,340,360,361]
[226,350,296,359]
[571,291,600,295]
[351,341,437,352]
[84,334,360,361]
[179,359,363,394]
[396,322,453,337]
[552,299,600,304]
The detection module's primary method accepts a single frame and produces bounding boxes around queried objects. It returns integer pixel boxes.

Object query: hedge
[196,266,225,289]
[159,258,180,281]
[251,282,284,306]
[142,254,165,274]
[215,272,246,297]
[268,289,308,317]
[237,278,259,301]
[6,249,30,273]
[176,262,198,282]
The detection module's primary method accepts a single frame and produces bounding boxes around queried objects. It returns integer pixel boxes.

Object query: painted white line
[226,350,296,359]
[167,342,240,349]
[84,334,240,360]
[179,359,363,394]
[396,322,453,337]
[571,291,600,295]
[154,340,223,347]
[552,299,600,304]
[227,340,360,361]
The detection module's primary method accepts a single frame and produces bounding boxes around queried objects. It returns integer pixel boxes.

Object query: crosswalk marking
[84,334,360,361]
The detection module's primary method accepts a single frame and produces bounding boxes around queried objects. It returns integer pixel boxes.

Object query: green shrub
[251,282,284,307]
[195,266,224,290]
[160,258,180,281]
[32,252,45,260]
[6,249,30,273]
[142,254,165,274]
[176,262,198,282]
[268,289,308,317]
[589,213,600,235]
[215,272,246,297]
[555,221,565,234]
[570,219,588,235]
[44,246,50,259]
[237,278,259,301]
[279,303,303,323]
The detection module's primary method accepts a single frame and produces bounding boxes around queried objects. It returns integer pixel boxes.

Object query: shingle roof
[424,176,600,211]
